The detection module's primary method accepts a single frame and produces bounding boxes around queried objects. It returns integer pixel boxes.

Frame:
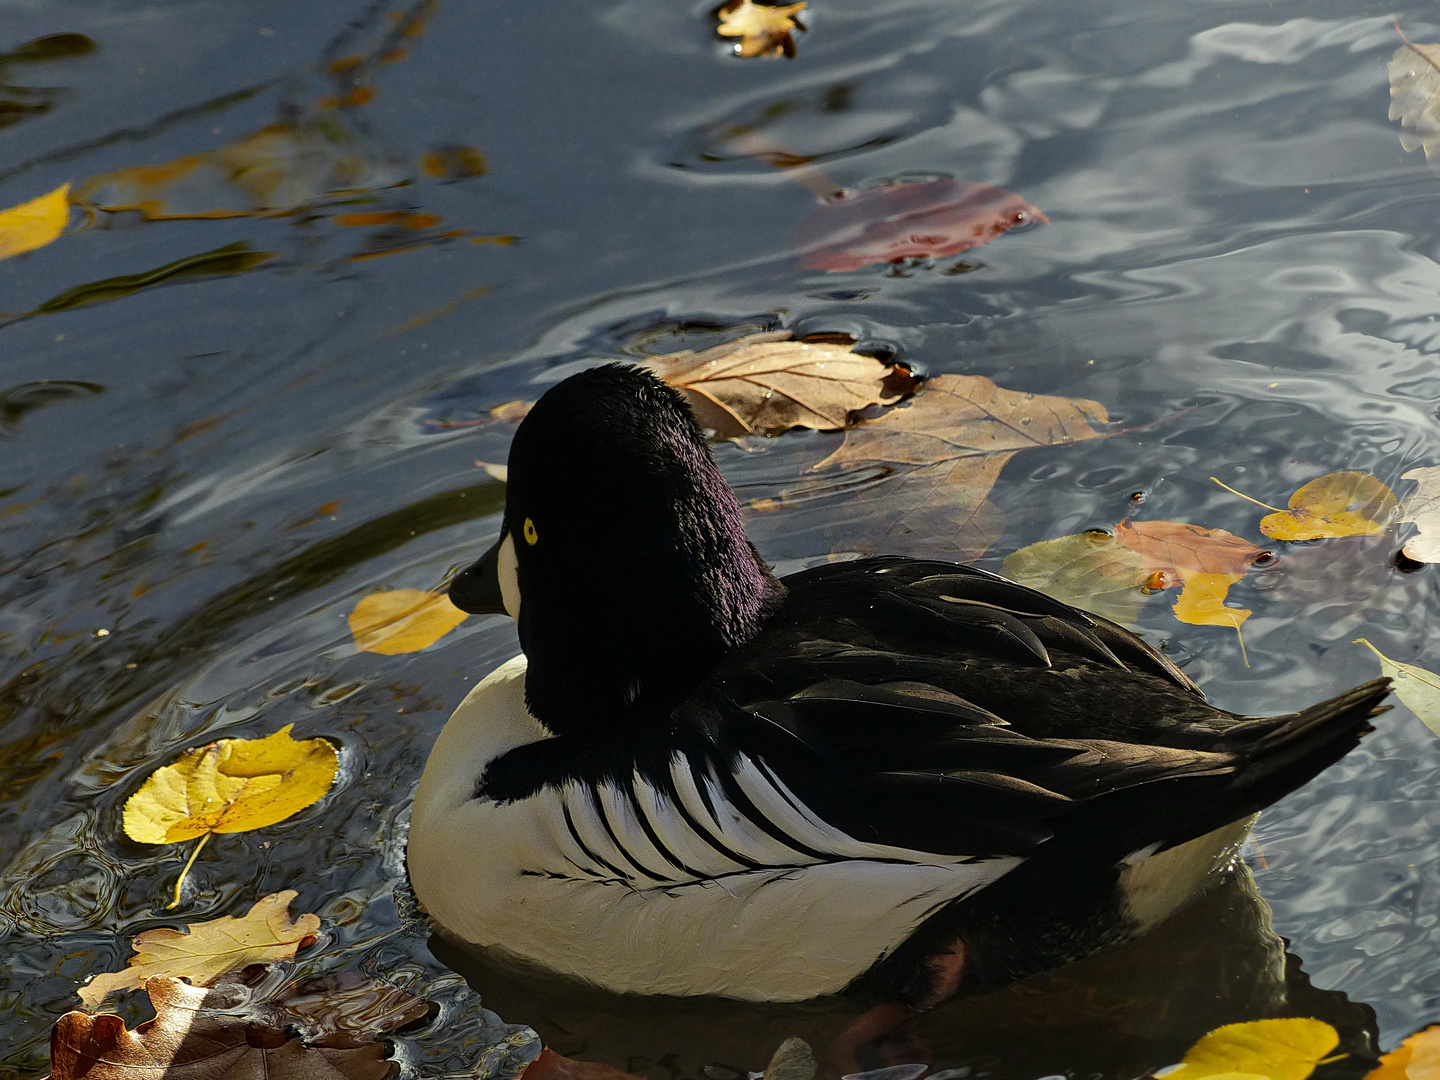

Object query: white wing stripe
[631,768,746,877]
[594,781,682,882]
[701,764,819,867]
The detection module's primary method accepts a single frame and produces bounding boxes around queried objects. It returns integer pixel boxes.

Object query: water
[3,0,1440,1075]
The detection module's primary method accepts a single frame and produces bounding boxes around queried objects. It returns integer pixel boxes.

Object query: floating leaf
[762,1037,818,1080]
[123,729,338,906]
[77,891,320,1009]
[54,977,392,1080]
[1366,1024,1440,1080]
[794,180,1046,272]
[716,0,807,58]
[0,182,69,261]
[1163,1017,1339,1080]
[1354,638,1440,736]
[643,330,913,439]
[1214,472,1396,541]
[811,375,1108,561]
[1399,466,1440,563]
[348,588,468,654]
[23,243,274,317]
[1113,520,1262,578]
[1002,531,1155,625]
[1172,570,1250,630]
[1390,37,1440,175]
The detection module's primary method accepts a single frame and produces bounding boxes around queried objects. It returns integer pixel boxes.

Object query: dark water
[3,0,1440,1075]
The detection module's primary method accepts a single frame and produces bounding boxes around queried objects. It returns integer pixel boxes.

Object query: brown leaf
[806,375,1108,560]
[52,977,393,1080]
[78,891,320,1009]
[794,180,1047,272]
[715,0,807,59]
[643,330,911,439]
[1112,521,1262,578]
[521,1048,645,1080]
[1390,36,1440,174]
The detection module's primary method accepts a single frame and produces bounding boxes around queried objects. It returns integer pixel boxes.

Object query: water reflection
[437,868,1380,1080]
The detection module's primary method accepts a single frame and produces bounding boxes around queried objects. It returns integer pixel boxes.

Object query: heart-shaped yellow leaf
[0,182,70,261]
[348,588,468,654]
[1258,471,1397,541]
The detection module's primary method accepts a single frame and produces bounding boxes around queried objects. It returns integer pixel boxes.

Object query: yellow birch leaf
[1354,638,1440,737]
[76,891,320,1009]
[1172,571,1250,629]
[1365,1024,1440,1080]
[124,725,338,843]
[0,182,70,261]
[1258,471,1397,541]
[348,588,468,654]
[1163,1018,1339,1080]
[716,0,807,58]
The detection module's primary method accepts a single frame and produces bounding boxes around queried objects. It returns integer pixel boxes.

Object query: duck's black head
[449,363,785,737]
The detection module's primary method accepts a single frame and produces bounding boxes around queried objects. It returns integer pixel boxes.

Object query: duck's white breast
[408,654,1022,1001]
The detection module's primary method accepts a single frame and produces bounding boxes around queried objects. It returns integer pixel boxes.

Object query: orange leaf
[1113,520,1262,576]
[1366,1024,1440,1080]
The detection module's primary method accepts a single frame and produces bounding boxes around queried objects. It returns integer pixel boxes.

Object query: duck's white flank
[408,654,1023,1001]
[1116,816,1253,931]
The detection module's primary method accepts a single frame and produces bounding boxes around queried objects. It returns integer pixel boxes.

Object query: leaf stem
[1235,623,1250,669]
[1353,636,1384,661]
[1210,476,1285,514]
[168,831,211,909]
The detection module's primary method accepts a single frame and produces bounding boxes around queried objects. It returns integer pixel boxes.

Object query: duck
[407,361,1391,1010]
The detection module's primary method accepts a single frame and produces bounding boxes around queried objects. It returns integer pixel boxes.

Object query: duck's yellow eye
[522,517,538,546]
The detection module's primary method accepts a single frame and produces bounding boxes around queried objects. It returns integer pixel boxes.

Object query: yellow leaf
[1172,571,1249,628]
[1164,1018,1340,1080]
[348,588,468,654]
[1002,531,1155,625]
[1366,1024,1440,1080]
[716,0,807,58]
[1257,471,1396,541]
[123,726,338,906]
[1354,638,1440,737]
[644,330,913,439]
[76,891,320,1009]
[0,182,70,261]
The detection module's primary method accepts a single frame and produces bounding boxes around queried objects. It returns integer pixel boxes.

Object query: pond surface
[3,0,1440,1076]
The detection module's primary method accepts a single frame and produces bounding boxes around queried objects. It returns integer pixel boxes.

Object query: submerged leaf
[1257,471,1397,541]
[1365,1024,1440,1080]
[77,891,320,1009]
[1391,38,1440,174]
[27,243,274,316]
[1163,1017,1339,1080]
[348,588,468,654]
[54,977,392,1080]
[716,0,807,59]
[812,375,1108,561]
[0,182,69,261]
[644,330,912,438]
[1354,638,1440,736]
[795,180,1046,272]
[1001,531,1154,625]
[1399,465,1440,563]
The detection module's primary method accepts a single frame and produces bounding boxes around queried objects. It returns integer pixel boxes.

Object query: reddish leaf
[793,180,1046,272]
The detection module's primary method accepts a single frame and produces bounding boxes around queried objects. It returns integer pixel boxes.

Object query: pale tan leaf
[1400,465,1440,563]
[1391,40,1440,173]
[644,331,909,439]
[1355,638,1440,737]
[78,892,320,1009]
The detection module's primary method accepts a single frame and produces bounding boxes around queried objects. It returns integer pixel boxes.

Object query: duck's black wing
[708,557,1389,863]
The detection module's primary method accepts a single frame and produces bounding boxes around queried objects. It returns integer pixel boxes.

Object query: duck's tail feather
[1222,676,1391,809]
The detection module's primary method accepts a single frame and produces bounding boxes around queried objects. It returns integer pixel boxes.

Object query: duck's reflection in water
[431,867,1379,1080]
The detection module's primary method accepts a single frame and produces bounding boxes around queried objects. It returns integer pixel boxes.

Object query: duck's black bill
[449,538,506,615]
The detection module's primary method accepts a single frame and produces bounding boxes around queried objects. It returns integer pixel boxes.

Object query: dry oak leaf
[1391,36,1440,175]
[1355,638,1440,738]
[1366,1023,1440,1080]
[348,588,468,654]
[54,976,391,1080]
[812,375,1108,562]
[643,330,912,439]
[124,727,339,907]
[716,0,807,59]
[0,181,70,261]
[1244,471,1397,541]
[1162,1017,1339,1080]
[1002,531,1155,626]
[1399,465,1440,563]
[78,891,320,1010]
